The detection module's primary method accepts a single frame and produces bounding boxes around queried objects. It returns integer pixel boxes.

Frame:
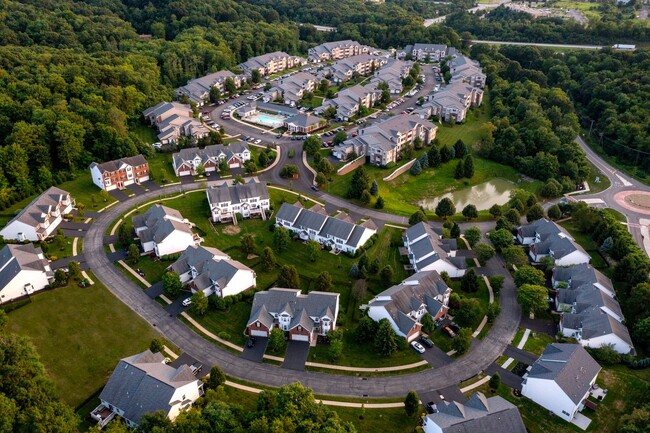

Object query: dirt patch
[625,193,650,209]
[223,225,241,235]
[247,254,258,260]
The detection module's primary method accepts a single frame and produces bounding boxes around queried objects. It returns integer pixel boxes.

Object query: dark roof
[0,244,51,290]
[553,264,613,293]
[294,207,328,232]
[276,202,302,224]
[2,186,71,229]
[247,288,339,327]
[517,218,561,239]
[425,392,526,433]
[99,350,200,425]
[206,179,269,206]
[90,154,147,173]
[526,343,601,404]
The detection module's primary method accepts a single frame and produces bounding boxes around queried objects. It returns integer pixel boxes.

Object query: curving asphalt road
[83,181,520,399]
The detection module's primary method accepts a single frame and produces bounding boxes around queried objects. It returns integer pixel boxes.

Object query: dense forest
[447,6,649,45]
[470,44,589,192]
[495,46,650,177]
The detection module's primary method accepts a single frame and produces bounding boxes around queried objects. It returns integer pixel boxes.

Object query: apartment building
[142,101,208,144]
[308,40,370,62]
[239,52,306,77]
[90,155,149,191]
[175,71,246,107]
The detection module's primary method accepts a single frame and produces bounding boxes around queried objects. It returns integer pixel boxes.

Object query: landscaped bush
[217,331,231,341]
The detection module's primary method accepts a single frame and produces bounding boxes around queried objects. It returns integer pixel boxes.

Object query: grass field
[550,0,603,20]
[147,151,176,184]
[522,331,556,356]
[559,219,609,269]
[5,274,161,408]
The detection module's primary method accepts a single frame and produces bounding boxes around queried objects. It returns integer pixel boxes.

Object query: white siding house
[132,205,202,257]
[403,222,466,277]
[0,244,54,303]
[206,179,270,223]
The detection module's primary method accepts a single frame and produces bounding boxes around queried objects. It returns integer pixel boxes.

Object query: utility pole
[588,119,594,136]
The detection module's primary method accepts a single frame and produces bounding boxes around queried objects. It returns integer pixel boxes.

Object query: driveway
[106,250,128,262]
[108,189,130,202]
[520,317,557,336]
[141,180,161,190]
[125,184,146,196]
[240,337,268,363]
[59,221,89,232]
[165,296,189,317]
[503,345,538,365]
[485,363,524,391]
[419,385,466,405]
[103,235,119,245]
[282,341,310,371]
[50,255,89,270]
[180,176,195,185]
[145,281,164,299]
[420,345,454,368]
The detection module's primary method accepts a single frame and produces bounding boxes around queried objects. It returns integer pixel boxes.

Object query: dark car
[449,322,461,333]
[246,337,256,348]
[425,401,437,414]
[310,185,319,191]
[420,337,434,348]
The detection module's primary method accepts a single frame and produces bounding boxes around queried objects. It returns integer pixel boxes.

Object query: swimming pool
[247,113,287,128]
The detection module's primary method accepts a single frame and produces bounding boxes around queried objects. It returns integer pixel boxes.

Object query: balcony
[90,404,116,429]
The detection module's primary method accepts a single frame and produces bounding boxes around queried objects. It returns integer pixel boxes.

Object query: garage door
[229,162,240,168]
[250,330,268,337]
[178,170,191,177]
[291,334,309,342]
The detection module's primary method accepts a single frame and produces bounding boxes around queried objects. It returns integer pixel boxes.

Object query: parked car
[182,297,192,307]
[425,402,438,414]
[410,341,426,354]
[449,322,461,333]
[443,326,456,338]
[420,337,434,348]
[246,337,256,348]
[152,142,162,149]
[310,185,319,191]
[136,268,145,277]
[253,139,261,144]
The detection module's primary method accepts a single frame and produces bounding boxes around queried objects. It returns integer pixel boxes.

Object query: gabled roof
[286,113,324,128]
[247,288,339,327]
[0,244,51,289]
[99,350,200,426]
[276,202,302,224]
[168,245,229,275]
[133,205,192,245]
[517,218,562,240]
[553,264,613,294]
[526,343,601,404]
[2,186,71,229]
[206,179,269,206]
[90,155,148,174]
[294,207,328,232]
[531,234,586,259]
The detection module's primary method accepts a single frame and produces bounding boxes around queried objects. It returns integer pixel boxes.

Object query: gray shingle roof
[90,154,148,174]
[294,207,328,232]
[425,392,526,433]
[99,350,200,426]
[3,186,71,229]
[276,202,302,224]
[168,245,228,275]
[247,288,339,328]
[526,343,601,404]
[133,205,192,245]
[531,234,585,259]
[0,244,51,290]
[206,179,269,206]
[553,264,613,293]
[517,218,562,240]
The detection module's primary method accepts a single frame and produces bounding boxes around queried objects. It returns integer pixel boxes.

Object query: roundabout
[614,190,650,215]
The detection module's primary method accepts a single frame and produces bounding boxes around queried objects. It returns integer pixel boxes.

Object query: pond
[417,178,515,212]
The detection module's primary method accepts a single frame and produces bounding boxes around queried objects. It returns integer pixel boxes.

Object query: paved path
[83,181,522,398]
[471,40,603,49]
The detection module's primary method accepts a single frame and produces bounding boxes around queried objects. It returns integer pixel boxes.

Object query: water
[253,114,286,127]
[418,178,515,212]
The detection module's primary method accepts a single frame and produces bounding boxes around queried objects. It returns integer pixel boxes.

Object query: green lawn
[41,236,76,261]
[602,208,626,222]
[550,0,603,20]
[559,219,609,269]
[581,132,650,185]
[435,99,490,148]
[584,159,611,195]
[5,274,161,408]
[192,301,252,346]
[522,331,556,356]
[147,151,176,185]
[132,255,175,285]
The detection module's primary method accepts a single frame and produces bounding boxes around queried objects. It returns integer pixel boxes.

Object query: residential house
[517,218,564,245]
[403,222,466,277]
[90,155,150,191]
[264,72,318,107]
[168,245,255,298]
[448,54,486,88]
[517,218,591,266]
[553,264,633,354]
[422,392,527,433]
[175,71,246,107]
[368,59,413,94]
[521,343,601,422]
[308,40,370,62]
[172,142,251,177]
[320,84,380,121]
[0,244,53,304]
[0,187,74,241]
[91,350,203,429]
[206,179,270,223]
[333,114,437,165]
[416,81,483,123]
[238,52,306,77]
[365,270,451,342]
[246,288,339,343]
[275,202,377,254]
[318,54,388,84]
[404,43,448,62]
[142,101,208,144]
[284,113,326,134]
[132,205,201,257]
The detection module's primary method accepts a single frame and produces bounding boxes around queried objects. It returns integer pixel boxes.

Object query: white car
[253,139,262,144]
[182,297,192,307]
[411,341,426,354]
[152,142,162,149]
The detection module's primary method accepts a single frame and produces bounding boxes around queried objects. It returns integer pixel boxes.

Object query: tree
[409,209,427,225]
[251,69,261,83]
[435,197,456,219]
[224,77,237,94]
[261,247,275,271]
[495,217,512,232]
[273,226,290,252]
[634,317,650,352]
[209,86,221,103]
[489,373,501,390]
[526,203,544,223]
[348,167,370,199]
[410,160,422,176]
[349,263,360,279]
[514,265,546,287]
[421,313,435,334]
[440,145,452,163]
[461,269,480,293]
[207,365,226,389]
[428,146,441,167]
[488,204,502,218]
[277,265,300,289]
[454,160,464,179]
[374,196,385,209]
[463,155,474,178]
[464,226,481,247]
[501,245,529,268]
[356,316,378,341]
[53,269,68,287]
[241,233,256,255]
[315,271,333,292]
[280,164,299,178]
[374,319,397,356]
[455,298,482,327]
[462,204,478,221]
[601,236,614,253]
[127,243,140,267]
[540,179,561,198]
[329,338,343,361]
[487,302,501,323]
[489,229,514,252]
[547,204,562,220]
[190,291,208,316]
[452,328,472,354]
[369,180,379,196]
[149,338,165,353]
[333,131,347,145]
[244,160,257,174]
[450,222,460,239]
[54,119,85,170]
[454,140,468,159]
[268,328,285,353]
[419,152,429,169]
[619,403,650,433]
[488,275,505,294]
[68,260,82,282]
[475,243,495,265]
[162,272,182,298]
[629,283,650,322]
[404,391,419,417]
[517,284,549,316]
[360,189,371,204]
[380,265,394,288]
[303,136,321,157]
[505,208,521,225]
[308,240,321,262]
